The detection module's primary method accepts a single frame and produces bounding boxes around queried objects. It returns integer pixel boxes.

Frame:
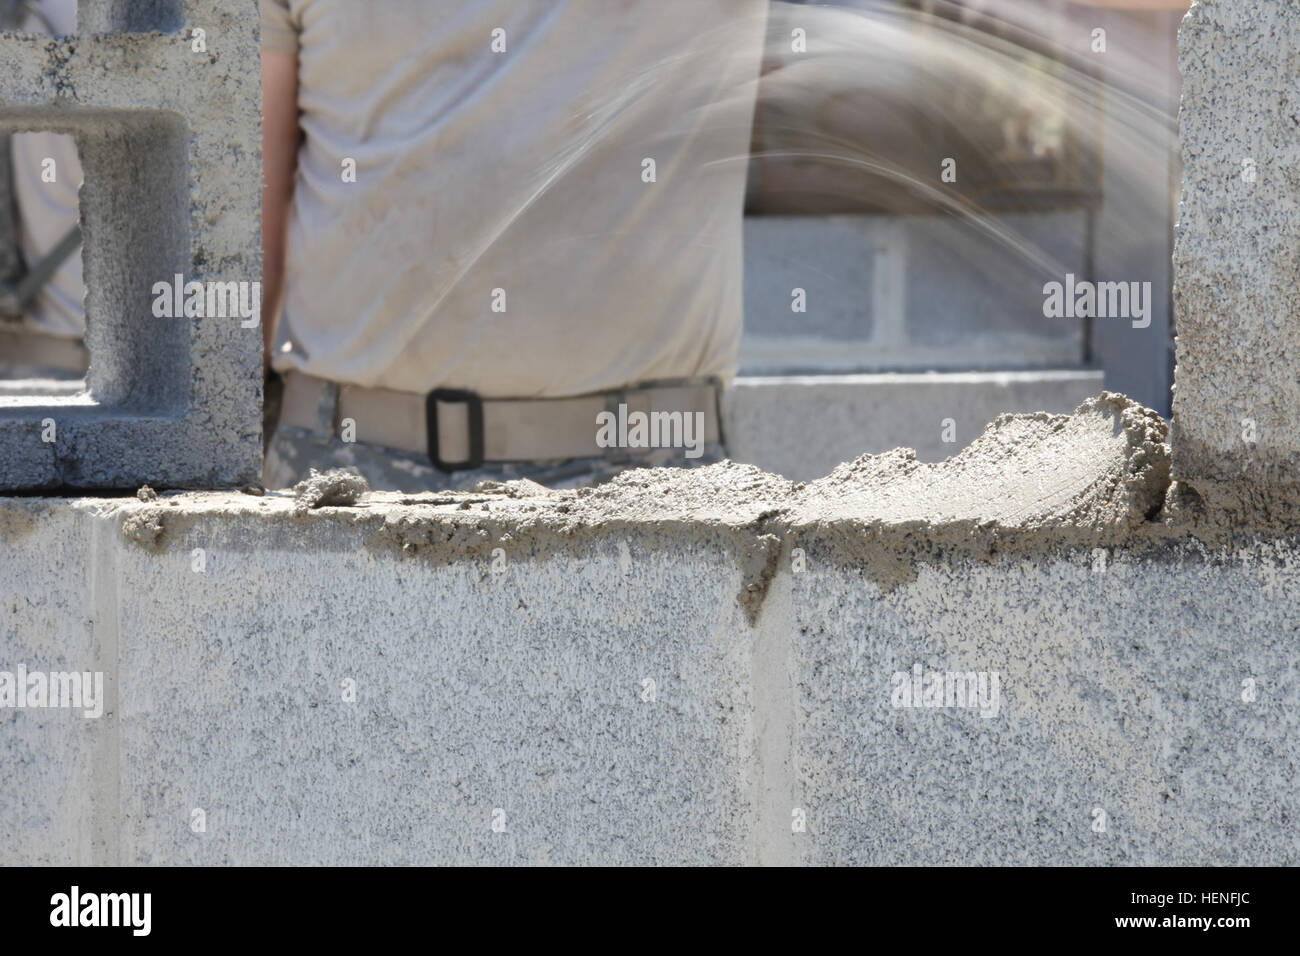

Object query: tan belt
[0,326,89,375]
[279,371,722,470]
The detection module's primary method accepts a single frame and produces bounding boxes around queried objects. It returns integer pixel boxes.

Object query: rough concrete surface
[1172,0,1300,483]
[0,502,105,865]
[3,394,1299,864]
[0,0,262,490]
[793,393,1182,593]
[793,544,1300,864]
[111,529,755,865]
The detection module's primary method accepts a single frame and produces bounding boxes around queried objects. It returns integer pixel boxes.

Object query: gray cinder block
[0,0,260,489]
[1172,0,1300,483]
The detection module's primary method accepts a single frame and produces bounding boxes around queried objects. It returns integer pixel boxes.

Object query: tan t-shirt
[262,0,764,397]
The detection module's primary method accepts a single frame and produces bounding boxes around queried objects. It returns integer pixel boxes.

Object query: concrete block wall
[2,0,1299,867]
[3,393,1299,863]
[0,0,261,490]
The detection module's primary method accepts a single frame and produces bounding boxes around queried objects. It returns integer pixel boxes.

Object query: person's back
[261,0,766,490]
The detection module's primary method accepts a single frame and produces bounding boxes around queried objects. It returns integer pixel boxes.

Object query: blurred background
[729,0,1188,478]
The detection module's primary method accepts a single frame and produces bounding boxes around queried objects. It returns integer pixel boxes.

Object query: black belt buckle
[426,388,485,472]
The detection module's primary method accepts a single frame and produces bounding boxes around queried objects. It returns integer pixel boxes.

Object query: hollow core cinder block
[0,0,261,490]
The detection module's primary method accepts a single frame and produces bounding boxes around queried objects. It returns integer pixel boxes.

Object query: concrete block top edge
[5,395,1299,586]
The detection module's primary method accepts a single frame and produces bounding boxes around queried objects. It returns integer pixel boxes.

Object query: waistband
[278,371,723,471]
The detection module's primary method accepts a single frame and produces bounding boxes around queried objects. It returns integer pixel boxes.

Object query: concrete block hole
[0,110,190,411]
[0,130,86,395]
[1,1,184,35]
[76,0,185,34]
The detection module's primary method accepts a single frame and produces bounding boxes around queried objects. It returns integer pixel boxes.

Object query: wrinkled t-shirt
[261,0,765,397]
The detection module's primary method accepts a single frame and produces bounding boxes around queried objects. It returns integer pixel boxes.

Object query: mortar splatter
[292,468,370,513]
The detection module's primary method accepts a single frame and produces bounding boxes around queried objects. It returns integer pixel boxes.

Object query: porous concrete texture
[0,0,261,490]
[116,527,756,865]
[0,500,106,865]
[724,370,1103,481]
[5,497,760,866]
[789,542,1300,865]
[3,396,1299,864]
[1172,0,1300,483]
